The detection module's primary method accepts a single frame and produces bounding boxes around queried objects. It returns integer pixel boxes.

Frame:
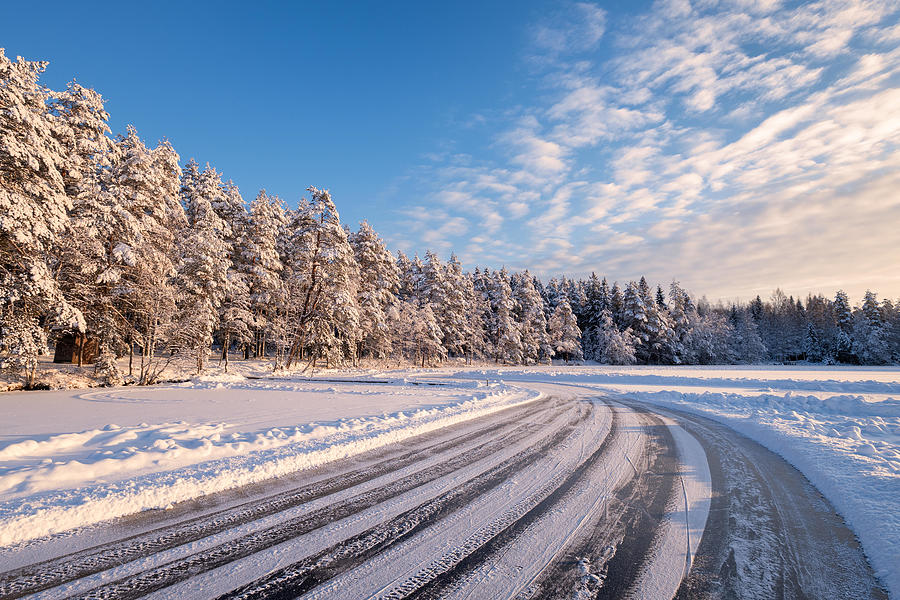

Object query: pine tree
[243,190,285,358]
[396,251,424,303]
[512,271,552,364]
[750,295,764,323]
[422,250,466,359]
[729,308,767,363]
[103,128,185,384]
[581,273,610,361]
[281,187,359,369]
[176,164,231,374]
[690,308,734,364]
[52,80,125,367]
[622,281,650,361]
[549,297,582,363]
[594,309,637,365]
[656,285,667,309]
[489,269,523,364]
[349,220,399,361]
[0,50,85,385]
[667,281,693,363]
[396,299,444,367]
[441,254,475,360]
[803,323,824,362]
[854,290,890,364]
[609,282,625,328]
[833,290,854,362]
[215,180,254,368]
[460,271,489,363]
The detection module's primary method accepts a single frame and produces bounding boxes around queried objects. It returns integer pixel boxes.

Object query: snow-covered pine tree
[548,297,582,364]
[215,180,249,249]
[642,283,676,363]
[281,187,359,369]
[564,277,588,331]
[50,81,116,201]
[594,308,636,365]
[349,220,399,361]
[0,50,85,385]
[622,281,649,361]
[803,323,824,362]
[421,250,446,309]
[395,299,445,367]
[108,128,185,383]
[581,273,609,360]
[832,290,854,362]
[488,269,523,364]
[882,299,900,362]
[243,190,285,358]
[176,164,231,374]
[728,307,767,363]
[396,251,424,304]
[215,180,254,369]
[52,79,124,368]
[667,281,693,363]
[440,254,474,360]
[656,285,667,309]
[543,277,562,316]
[421,250,463,359]
[460,270,489,363]
[511,271,552,364]
[854,290,891,364]
[609,282,625,329]
[690,304,734,364]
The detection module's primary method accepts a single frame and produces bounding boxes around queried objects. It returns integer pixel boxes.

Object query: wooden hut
[53,332,99,365]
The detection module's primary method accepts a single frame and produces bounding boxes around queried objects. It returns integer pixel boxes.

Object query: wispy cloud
[386,0,900,299]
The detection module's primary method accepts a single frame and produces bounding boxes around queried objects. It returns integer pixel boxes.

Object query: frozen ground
[0,364,896,598]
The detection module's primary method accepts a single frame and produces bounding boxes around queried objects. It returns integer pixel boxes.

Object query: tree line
[2,50,898,387]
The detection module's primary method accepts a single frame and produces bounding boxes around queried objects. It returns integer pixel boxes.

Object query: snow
[1,363,896,598]
[0,376,539,547]
[442,364,900,598]
[629,413,712,598]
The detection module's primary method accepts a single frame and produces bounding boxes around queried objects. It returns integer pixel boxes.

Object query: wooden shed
[53,332,99,365]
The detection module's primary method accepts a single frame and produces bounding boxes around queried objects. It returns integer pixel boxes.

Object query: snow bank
[0,378,539,547]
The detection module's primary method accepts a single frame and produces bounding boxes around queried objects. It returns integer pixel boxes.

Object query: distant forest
[2,50,898,387]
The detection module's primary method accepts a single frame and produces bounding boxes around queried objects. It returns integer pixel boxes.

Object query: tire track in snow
[210,401,607,600]
[393,401,625,600]
[0,397,563,599]
[507,405,680,600]
[654,404,889,600]
[59,400,589,600]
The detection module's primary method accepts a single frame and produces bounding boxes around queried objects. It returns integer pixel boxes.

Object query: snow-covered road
[0,372,888,599]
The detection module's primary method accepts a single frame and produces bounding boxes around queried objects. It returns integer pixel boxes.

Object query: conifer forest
[2,49,899,388]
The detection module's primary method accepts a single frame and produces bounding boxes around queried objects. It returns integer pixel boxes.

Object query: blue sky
[5,0,900,301]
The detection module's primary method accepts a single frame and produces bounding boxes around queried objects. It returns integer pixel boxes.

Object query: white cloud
[386,0,900,299]
[534,3,607,54]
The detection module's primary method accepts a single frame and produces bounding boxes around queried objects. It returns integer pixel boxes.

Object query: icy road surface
[0,375,887,599]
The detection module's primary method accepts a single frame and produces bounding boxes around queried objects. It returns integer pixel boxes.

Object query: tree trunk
[75,332,84,368]
[223,334,230,373]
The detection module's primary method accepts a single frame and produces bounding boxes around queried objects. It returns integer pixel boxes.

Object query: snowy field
[0,364,897,597]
